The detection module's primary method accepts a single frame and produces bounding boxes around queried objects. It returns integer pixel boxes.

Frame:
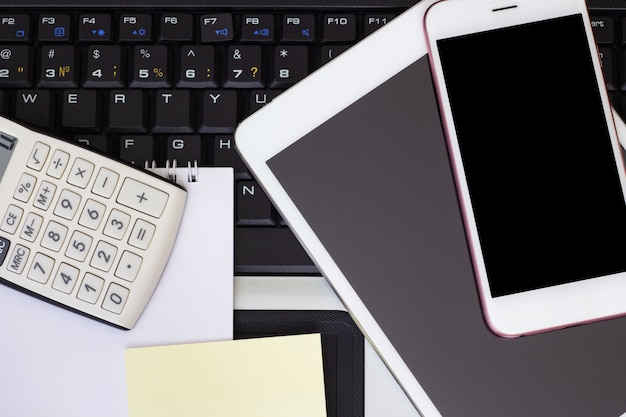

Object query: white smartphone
[425,0,626,337]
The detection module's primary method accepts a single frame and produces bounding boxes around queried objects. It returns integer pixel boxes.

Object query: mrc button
[0,236,10,266]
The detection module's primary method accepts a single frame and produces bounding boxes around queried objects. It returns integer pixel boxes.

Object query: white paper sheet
[0,167,234,417]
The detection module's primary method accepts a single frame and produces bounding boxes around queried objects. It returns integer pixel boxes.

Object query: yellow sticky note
[125,333,327,417]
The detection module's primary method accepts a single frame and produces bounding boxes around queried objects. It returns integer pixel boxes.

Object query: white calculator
[0,117,186,329]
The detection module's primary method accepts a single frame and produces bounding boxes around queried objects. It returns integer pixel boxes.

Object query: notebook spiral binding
[144,159,200,183]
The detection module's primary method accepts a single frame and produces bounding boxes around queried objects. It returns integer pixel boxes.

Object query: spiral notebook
[0,165,234,417]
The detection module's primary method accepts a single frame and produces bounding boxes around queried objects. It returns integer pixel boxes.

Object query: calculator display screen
[0,133,17,182]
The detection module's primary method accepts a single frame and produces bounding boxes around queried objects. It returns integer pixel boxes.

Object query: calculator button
[46,149,70,179]
[14,172,37,202]
[128,218,155,250]
[26,142,51,171]
[32,181,57,211]
[103,209,131,240]
[41,221,69,252]
[19,212,43,242]
[77,272,104,304]
[78,199,106,230]
[102,282,130,314]
[67,158,95,188]
[115,250,142,282]
[117,178,169,218]
[90,240,117,272]
[54,189,81,220]
[0,236,9,268]
[1,204,23,234]
[66,230,93,262]
[52,262,79,294]
[27,252,55,283]
[6,244,30,274]
[92,167,120,198]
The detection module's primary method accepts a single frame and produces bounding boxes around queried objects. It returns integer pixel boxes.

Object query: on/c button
[116,178,169,218]
[0,236,10,266]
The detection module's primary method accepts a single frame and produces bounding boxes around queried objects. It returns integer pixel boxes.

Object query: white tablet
[236,1,626,416]
[236,3,441,414]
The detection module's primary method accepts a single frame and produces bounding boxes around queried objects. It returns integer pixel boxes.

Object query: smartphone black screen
[437,14,626,297]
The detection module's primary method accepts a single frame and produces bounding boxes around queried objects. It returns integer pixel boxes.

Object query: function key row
[0,12,397,43]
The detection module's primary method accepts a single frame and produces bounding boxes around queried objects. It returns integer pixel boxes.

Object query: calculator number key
[102,282,130,314]
[52,262,79,294]
[117,178,169,218]
[77,272,104,304]
[66,230,93,262]
[54,189,81,220]
[27,252,54,283]
[41,221,68,252]
[1,204,23,234]
[78,199,106,230]
[103,209,131,240]
[14,172,36,202]
[90,240,117,272]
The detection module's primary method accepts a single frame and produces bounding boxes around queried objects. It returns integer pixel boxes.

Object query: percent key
[130,45,170,87]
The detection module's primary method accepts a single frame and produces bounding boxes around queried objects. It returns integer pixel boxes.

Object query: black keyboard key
[322,14,356,43]
[119,135,156,166]
[166,135,202,166]
[237,180,275,225]
[200,13,233,42]
[74,134,110,153]
[130,45,170,88]
[590,16,613,44]
[598,47,615,91]
[0,45,32,87]
[78,14,112,42]
[61,89,100,131]
[15,89,53,128]
[199,89,237,133]
[321,45,351,65]
[153,90,194,133]
[38,45,78,87]
[247,89,281,115]
[37,14,71,42]
[271,45,308,88]
[0,14,29,41]
[119,14,152,42]
[224,45,264,88]
[282,15,315,42]
[159,14,193,41]
[177,45,217,88]
[364,14,395,36]
[107,90,147,132]
[241,14,274,42]
[213,135,250,178]
[85,45,123,88]
[235,227,317,275]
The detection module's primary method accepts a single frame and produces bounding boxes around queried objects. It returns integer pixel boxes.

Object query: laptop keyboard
[0,2,619,275]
